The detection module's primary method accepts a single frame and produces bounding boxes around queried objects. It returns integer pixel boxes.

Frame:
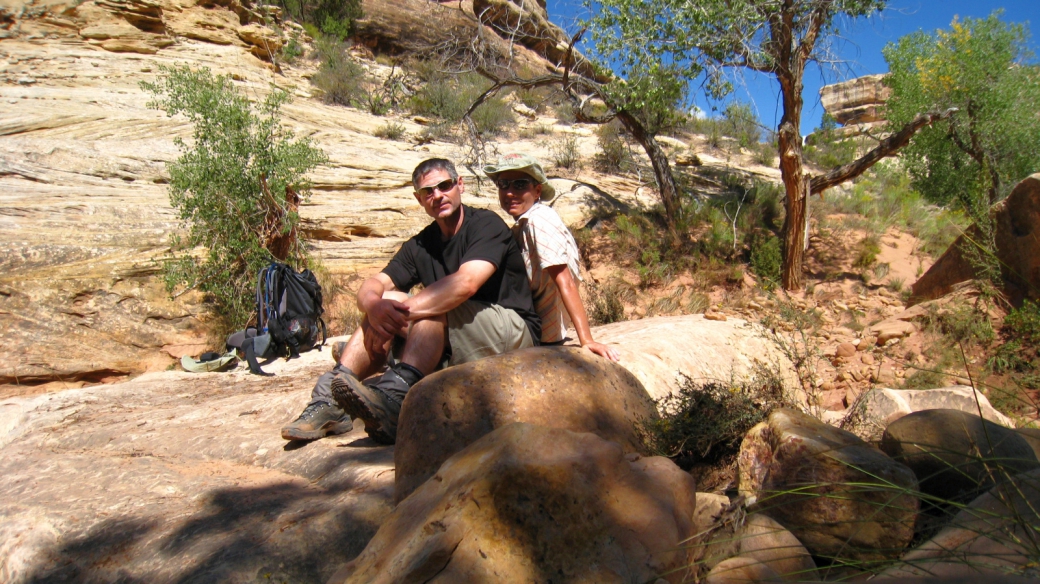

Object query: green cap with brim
[483,153,556,202]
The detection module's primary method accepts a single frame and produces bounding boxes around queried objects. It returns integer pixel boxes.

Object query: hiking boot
[330,369,407,444]
[280,402,353,441]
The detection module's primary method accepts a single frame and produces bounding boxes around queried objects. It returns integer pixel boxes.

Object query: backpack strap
[243,338,273,376]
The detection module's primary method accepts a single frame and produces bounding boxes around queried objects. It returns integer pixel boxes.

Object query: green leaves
[884,11,1040,209]
[143,65,328,327]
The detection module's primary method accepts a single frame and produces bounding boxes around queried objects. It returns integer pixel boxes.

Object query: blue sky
[544,1,1040,135]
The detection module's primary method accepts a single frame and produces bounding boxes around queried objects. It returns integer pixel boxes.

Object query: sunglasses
[416,178,457,198]
[495,178,534,191]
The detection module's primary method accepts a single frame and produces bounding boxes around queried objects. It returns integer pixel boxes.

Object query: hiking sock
[368,362,424,405]
[393,362,424,387]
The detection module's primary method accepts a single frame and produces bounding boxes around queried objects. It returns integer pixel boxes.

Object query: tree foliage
[586,0,887,290]
[884,11,1040,209]
[142,65,328,327]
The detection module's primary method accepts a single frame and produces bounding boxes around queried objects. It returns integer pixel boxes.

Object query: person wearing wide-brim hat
[485,153,620,362]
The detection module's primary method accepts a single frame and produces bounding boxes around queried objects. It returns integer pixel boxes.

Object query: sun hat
[181,350,238,373]
[483,153,556,202]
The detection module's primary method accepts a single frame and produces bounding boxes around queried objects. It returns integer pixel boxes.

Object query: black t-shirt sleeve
[382,237,421,291]
[459,211,510,268]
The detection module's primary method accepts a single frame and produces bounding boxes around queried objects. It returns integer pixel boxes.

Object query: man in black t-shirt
[281,158,539,444]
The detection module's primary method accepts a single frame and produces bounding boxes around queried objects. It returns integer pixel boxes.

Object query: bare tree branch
[809,107,958,195]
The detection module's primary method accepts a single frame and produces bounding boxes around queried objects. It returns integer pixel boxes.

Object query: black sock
[392,362,425,387]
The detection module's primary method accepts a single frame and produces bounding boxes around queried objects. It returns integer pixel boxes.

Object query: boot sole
[280,418,353,441]
[331,375,398,442]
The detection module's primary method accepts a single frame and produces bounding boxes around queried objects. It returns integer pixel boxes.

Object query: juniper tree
[143,65,328,326]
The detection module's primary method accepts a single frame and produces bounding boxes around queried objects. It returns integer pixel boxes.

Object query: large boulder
[819,74,890,127]
[912,173,1040,304]
[394,346,657,501]
[738,408,919,562]
[332,423,699,584]
[880,409,1039,502]
[844,386,1015,442]
[880,468,1040,579]
[592,315,801,405]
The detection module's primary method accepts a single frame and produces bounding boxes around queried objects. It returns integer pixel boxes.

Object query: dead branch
[809,107,958,196]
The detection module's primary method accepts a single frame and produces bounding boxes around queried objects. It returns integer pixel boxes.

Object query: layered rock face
[819,73,890,128]
[0,0,639,387]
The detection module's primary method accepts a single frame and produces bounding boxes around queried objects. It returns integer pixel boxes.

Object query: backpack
[227,262,327,375]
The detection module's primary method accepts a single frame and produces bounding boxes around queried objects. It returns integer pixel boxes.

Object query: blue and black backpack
[227,262,327,375]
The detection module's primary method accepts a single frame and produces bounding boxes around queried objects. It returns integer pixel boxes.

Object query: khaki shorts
[445,300,534,366]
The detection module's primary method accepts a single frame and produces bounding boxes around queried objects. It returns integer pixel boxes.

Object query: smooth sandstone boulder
[880,409,1039,502]
[880,468,1040,579]
[591,315,801,404]
[394,346,657,501]
[333,423,699,584]
[844,386,1014,442]
[738,409,919,561]
[697,513,818,581]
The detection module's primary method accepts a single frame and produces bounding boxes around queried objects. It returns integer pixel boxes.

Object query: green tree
[884,12,1040,209]
[142,65,328,327]
[586,0,950,290]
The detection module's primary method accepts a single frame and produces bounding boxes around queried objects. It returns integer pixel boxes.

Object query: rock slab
[738,408,919,562]
[844,386,1014,442]
[880,409,1039,502]
[394,346,657,501]
[912,173,1040,303]
[591,314,801,405]
[881,468,1040,579]
[333,423,698,584]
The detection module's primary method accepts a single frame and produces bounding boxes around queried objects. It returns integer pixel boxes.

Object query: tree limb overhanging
[809,107,958,196]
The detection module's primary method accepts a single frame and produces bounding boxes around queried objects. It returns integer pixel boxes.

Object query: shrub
[721,102,761,150]
[407,69,513,135]
[595,120,633,173]
[142,65,328,327]
[586,281,627,326]
[311,39,367,107]
[641,371,788,470]
[274,0,361,40]
[549,134,582,169]
[374,121,406,140]
[280,33,303,63]
[749,234,782,288]
[853,235,881,269]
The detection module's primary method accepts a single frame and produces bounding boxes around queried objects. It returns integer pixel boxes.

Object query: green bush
[407,69,513,135]
[274,0,361,40]
[749,234,782,287]
[142,65,327,328]
[549,134,582,169]
[586,281,628,326]
[1005,300,1040,345]
[374,121,406,140]
[721,102,761,150]
[311,39,368,107]
[641,372,788,470]
[595,120,633,173]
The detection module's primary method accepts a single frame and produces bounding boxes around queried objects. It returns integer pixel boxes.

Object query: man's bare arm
[546,264,620,362]
[402,260,496,320]
[357,273,409,341]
